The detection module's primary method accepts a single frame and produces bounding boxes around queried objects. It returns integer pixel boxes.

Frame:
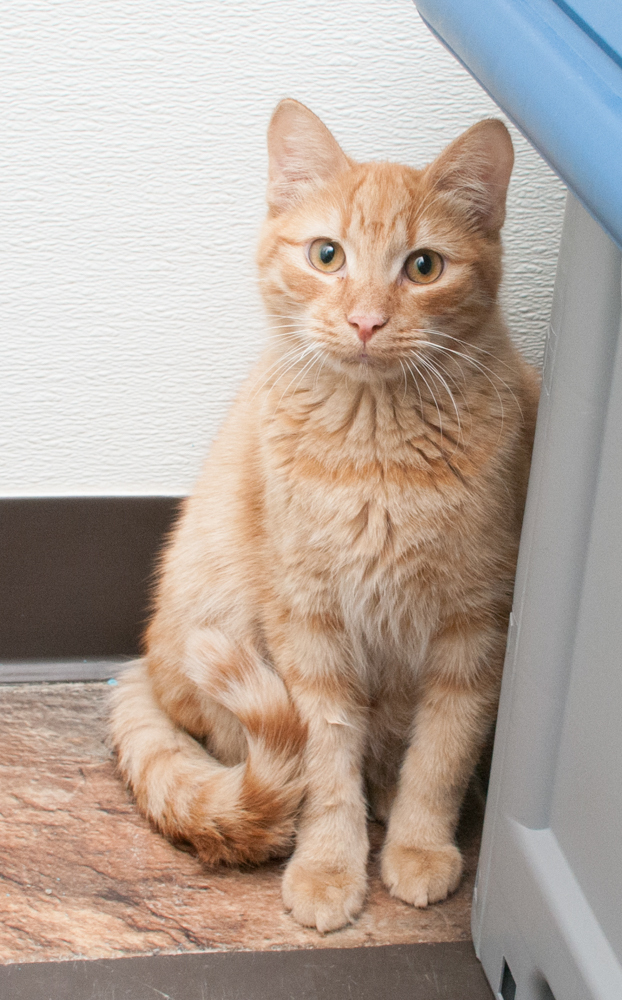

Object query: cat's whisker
[414,354,452,446]
[249,344,316,401]
[268,332,309,344]
[262,343,306,368]
[263,341,310,367]
[312,349,329,394]
[262,312,309,330]
[423,328,517,373]
[404,359,426,419]
[269,333,308,344]
[399,360,409,405]
[266,325,305,332]
[413,352,463,449]
[269,327,307,341]
[426,353,473,446]
[268,344,319,399]
[419,333,470,394]
[267,323,307,332]
[424,351,467,402]
[296,351,324,396]
[263,310,306,319]
[263,312,306,321]
[271,344,317,381]
[416,339,523,435]
[417,337,507,394]
[266,325,313,342]
[275,348,323,409]
[407,357,444,443]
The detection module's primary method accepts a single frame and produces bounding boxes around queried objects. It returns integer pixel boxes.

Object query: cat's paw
[282,860,366,933]
[381,842,462,908]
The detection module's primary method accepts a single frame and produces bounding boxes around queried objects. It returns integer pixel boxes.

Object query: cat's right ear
[267,99,350,214]
[424,119,514,232]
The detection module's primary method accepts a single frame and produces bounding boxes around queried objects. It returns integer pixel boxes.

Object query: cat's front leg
[270,615,369,932]
[282,690,369,932]
[381,620,501,907]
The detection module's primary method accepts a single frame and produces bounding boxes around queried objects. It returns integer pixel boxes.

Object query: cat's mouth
[340,353,380,370]
[322,341,402,376]
[347,349,395,369]
[348,343,386,365]
[330,343,396,367]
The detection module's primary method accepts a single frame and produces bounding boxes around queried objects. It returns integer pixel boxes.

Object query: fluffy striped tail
[109,639,306,865]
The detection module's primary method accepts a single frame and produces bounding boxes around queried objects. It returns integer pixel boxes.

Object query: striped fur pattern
[110,100,539,932]
[110,637,307,865]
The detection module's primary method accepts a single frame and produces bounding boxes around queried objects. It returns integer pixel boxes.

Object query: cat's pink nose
[348,313,388,344]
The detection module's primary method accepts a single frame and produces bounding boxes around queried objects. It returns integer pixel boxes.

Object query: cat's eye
[308,239,346,273]
[405,249,444,284]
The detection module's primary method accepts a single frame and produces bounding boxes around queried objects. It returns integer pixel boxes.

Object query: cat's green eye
[405,249,444,284]
[308,239,346,273]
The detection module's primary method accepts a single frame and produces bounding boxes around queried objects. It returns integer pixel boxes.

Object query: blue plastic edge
[413,0,622,250]
[552,0,622,71]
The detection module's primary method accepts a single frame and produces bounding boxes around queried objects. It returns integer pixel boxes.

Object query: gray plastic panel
[549,311,622,959]
[473,194,622,999]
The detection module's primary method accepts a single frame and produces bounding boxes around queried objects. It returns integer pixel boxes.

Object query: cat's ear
[267,99,351,214]
[424,120,514,232]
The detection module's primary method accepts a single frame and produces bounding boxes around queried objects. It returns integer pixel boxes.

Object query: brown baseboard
[0,497,181,677]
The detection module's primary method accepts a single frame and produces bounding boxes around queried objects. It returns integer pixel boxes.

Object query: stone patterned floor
[0,682,482,965]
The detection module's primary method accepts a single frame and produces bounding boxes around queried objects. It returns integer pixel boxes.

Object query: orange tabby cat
[110,99,539,932]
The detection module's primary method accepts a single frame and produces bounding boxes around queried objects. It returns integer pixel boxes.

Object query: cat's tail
[109,635,307,866]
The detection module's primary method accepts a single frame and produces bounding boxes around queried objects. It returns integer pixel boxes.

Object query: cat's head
[258,99,513,384]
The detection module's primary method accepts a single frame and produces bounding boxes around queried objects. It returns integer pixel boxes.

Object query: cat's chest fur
[260,379,491,644]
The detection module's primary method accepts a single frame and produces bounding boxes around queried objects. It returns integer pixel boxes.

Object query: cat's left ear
[267,99,351,214]
[424,119,514,232]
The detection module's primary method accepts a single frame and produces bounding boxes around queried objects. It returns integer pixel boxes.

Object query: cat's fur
[110,100,539,932]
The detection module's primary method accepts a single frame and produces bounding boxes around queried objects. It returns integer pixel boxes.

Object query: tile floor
[0,680,492,998]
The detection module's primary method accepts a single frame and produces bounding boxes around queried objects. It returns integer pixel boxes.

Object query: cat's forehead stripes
[301,162,458,274]
[336,165,422,249]
[341,165,419,221]
[280,161,464,274]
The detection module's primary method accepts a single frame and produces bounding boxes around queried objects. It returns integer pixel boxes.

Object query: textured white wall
[1,0,566,497]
